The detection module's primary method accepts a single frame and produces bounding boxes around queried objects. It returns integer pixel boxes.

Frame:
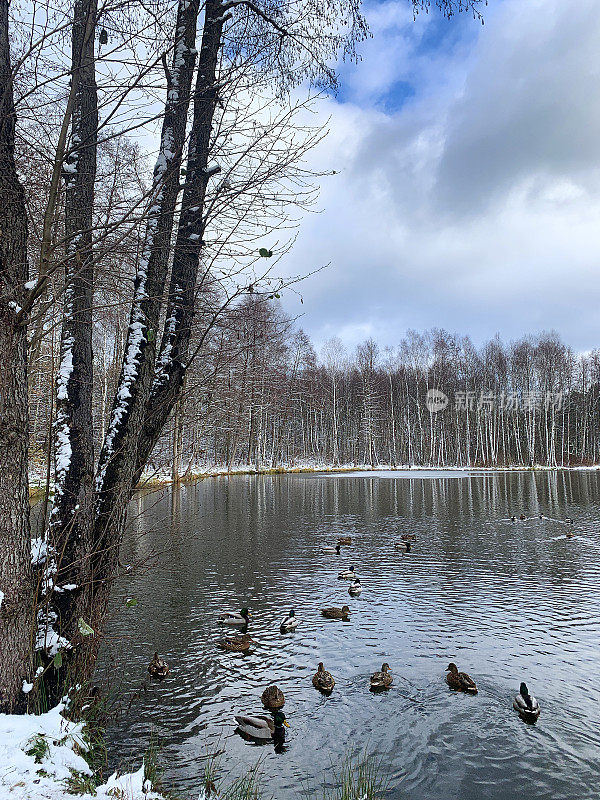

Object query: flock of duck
[147,518,560,747]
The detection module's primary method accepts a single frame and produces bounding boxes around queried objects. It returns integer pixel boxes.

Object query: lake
[98,469,600,799]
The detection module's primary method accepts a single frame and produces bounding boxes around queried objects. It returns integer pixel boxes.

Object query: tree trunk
[45,0,99,699]
[94,0,202,576]
[0,0,33,712]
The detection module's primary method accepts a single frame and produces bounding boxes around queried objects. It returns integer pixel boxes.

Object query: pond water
[99,469,600,799]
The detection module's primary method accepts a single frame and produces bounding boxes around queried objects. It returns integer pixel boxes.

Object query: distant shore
[29,461,600,499]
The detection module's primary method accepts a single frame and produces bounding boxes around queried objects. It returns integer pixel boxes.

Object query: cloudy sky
[278,0,600,352]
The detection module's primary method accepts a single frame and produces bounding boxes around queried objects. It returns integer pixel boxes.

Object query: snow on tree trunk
[93,0,201,584]
[0,0,33,713]
[46,0,98,695]
[135,0,227,474]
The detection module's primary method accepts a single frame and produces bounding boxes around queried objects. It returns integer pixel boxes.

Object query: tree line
[29,298,600,479]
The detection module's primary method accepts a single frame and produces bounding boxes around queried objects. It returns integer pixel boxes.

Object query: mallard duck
[348,579,362,596]
[338,566,357,580]
[312,662,335,694]
[370,663,393,691]
[400,534,416,542]
[216,633,253,653]
[513,682,540,720]
[511,515,516,522]
[148,652,169,679]
[321,605,350,620]
[219,608,251,627]
[566,529,574,538]
[519,514,526,520]
[395,540,412,552]
[261,685,285,710]
[445,663,477,693]
[322,544,342,554]
[280,608,298,632]
[338,536,352,545]
[234,710,289,741]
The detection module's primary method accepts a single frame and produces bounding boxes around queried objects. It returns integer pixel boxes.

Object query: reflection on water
[99,470,600,799]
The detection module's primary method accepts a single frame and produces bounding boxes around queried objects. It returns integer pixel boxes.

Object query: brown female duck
[445,662,478,694]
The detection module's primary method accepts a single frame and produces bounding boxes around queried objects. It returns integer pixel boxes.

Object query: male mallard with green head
[219,608,251,627]
[235,710,289,741]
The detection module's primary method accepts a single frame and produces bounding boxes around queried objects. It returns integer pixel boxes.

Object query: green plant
[313,752,389,800]
[65,768,99,795]
[25,734,50,764]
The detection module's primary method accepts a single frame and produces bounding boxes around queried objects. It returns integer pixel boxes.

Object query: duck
[148,652,169,679]
[513,682,540,720]
[338,566,357,580]
[400,534,416,542]
[261,685,285,710]
[370,663,393,691]
[348,579,362,596]
[321,605,351,620]
[322,544,342,555]
[280,608,299,632]
[338,536,352,545]
[511,515,516,522]
[566,529,574,538]
[395,540,412,552]
[216,633,254,653]
[445,663,478,694]
[234,710,289,741]
[219,608,251,627]
[312,662,335,694]
[519,514,526,520]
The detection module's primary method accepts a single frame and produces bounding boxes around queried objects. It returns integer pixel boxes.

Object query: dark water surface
[99,470,600,799]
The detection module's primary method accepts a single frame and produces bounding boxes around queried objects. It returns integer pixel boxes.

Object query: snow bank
[0,703,164,800]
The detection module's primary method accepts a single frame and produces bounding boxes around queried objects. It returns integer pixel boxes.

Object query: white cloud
[280,0,600,352]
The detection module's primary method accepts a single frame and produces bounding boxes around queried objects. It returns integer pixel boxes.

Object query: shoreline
[134,461,600,488]
[29,462,600,499]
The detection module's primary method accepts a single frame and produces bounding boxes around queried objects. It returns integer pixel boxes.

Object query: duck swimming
[235,710,289,741]
[280,608,299,632]
[370,663,393,691]
[148,652,169,679]
[348,579,362,596]
[513,682,540,720]
[219,608,251,627]
[312,662,335,694]
[338,566,357,580]
[321,605,351,620]
[338,536,352,545]
[395,540,412,552]
[400,534,416,542]
[445,663,478,694]
[261,685,285,710]
[216,633,254,653]
[322,544,342,555]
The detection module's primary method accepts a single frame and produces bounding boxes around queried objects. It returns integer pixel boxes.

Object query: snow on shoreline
[134,461,600,486]
[0,703,164,800]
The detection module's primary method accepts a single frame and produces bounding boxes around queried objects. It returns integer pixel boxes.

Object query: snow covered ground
[0,703,164,800]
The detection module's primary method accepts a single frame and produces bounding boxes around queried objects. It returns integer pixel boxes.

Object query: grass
[196,751,388,800]
[317,752,389,800]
